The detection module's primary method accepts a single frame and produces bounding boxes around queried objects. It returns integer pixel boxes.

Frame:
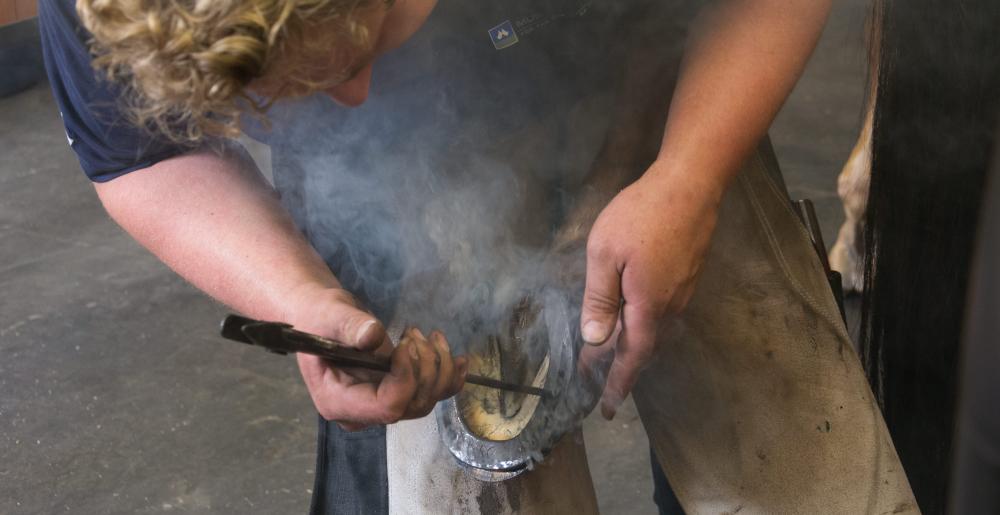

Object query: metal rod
[464,374,551,399]
[220,314,552,399]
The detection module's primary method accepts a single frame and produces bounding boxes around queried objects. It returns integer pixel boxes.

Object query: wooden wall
[0,0,38,27]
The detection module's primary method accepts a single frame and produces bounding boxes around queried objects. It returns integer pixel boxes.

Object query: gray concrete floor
[0,2,868,513]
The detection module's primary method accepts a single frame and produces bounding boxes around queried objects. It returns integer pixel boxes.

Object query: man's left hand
[578,159,724,419]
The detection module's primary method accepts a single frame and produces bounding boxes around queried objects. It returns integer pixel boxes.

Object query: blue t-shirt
[39,0,699,322]
[264,0,699,322]
[39,0,698,183]
[37,3,701,513]
[38,0,187,182]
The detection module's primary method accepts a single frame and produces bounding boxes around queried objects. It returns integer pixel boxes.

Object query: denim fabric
[651,448,685,515]
[309,418,388,515]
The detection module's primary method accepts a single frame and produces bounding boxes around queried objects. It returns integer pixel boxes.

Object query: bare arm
[578,0,833,419]
[95,145,464,429]
[653,0,832,192]
[95,145,340,326]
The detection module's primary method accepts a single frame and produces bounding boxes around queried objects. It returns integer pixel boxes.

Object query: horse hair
[861,0,1000,512]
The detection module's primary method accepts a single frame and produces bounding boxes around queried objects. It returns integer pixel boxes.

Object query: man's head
[77,0,434,142]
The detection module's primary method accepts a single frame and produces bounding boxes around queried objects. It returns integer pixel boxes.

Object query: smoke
[266,0,617,355]
[261,0,697,454]
[280,101,585,354]
[267,75,601,457]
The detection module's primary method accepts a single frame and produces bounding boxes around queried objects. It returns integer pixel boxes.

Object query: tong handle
[220,314,550,398]
[220,314,391,371]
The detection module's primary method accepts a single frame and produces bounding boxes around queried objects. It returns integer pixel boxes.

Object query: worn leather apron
[384,142,918,514]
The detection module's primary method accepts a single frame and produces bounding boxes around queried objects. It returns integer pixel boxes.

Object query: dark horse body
[862,1,1000,512]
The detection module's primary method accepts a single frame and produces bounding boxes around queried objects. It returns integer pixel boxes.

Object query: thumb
[580,247,622,345]
[315,293,386,352]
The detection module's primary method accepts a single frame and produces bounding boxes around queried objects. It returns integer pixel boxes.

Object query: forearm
[93,144,464,425]
[554,34,679,249]
[94,143,337,325]
[559,0,830,245]
[653,0,832,194]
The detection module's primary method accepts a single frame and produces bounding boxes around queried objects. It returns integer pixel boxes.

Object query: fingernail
[407,340,420,360]
[601,400,616,420]
[582,320,608,344]
[413,328,426,340]
[356,320,377,343]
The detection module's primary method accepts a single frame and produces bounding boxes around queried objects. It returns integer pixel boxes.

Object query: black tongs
[220,314,551,399]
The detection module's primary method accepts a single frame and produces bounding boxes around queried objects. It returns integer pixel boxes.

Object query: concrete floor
[0,2,869,513]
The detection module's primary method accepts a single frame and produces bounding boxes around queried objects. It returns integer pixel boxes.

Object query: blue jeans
[309,419,388,515]
[308,415,682,514]
[651,448,686,515]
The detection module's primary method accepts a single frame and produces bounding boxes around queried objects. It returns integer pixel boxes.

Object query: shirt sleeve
[37,0,187,182]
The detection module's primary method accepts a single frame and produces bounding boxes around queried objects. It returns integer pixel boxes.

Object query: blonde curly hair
[76,0,389,143]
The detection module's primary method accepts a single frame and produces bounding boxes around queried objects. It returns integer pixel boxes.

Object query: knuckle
[317,406,338,422]
[631,298,669,319]
[430,331,449,348]
[414,401,434,419]
[584,288,620,314]
[328,288,358,307]
[632,346,655,363]
[611,355,634,372]
[618,346,653,367]
[586,236,613,262]
[379,404,405,424]
[640,297,666,313]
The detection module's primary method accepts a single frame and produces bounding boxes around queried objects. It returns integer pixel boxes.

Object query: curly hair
[76,0,388,143]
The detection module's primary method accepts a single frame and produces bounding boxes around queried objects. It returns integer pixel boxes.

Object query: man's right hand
[289,286,468,431]
[94,148,466,430]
